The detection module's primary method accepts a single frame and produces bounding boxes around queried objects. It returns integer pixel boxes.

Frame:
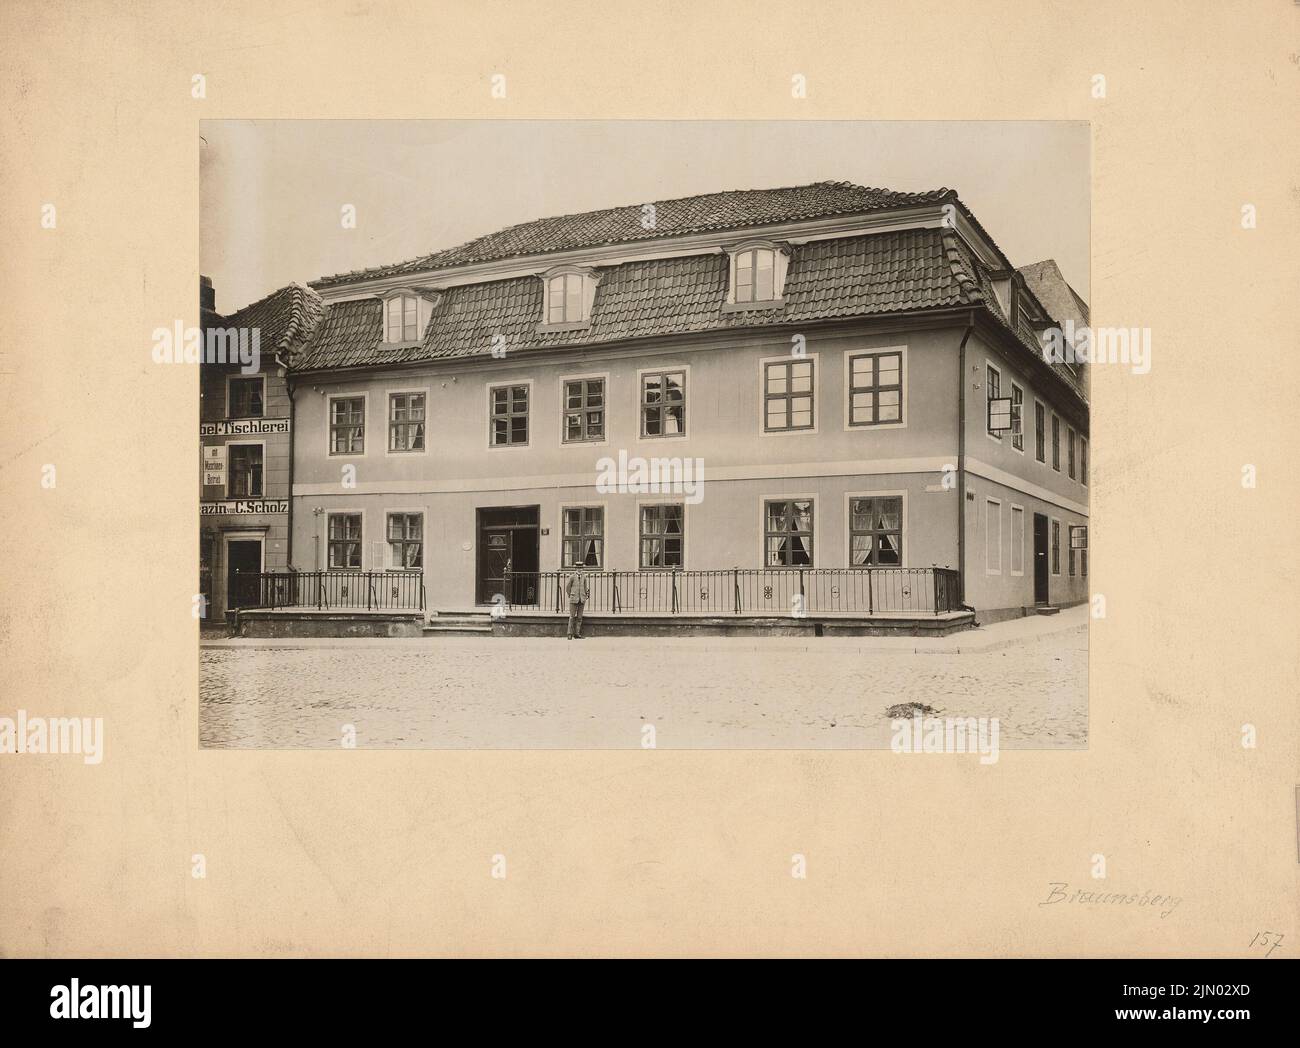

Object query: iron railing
[233,570,426,611]
[504,567,961,616]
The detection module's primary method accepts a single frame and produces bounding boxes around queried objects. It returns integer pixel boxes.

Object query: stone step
[1033,605,1061,615]
[423,623,493,634]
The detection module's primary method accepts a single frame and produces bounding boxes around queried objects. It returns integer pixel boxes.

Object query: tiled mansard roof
[292,227,984,371]
[310,181,957,287]
[211,181,1086,409]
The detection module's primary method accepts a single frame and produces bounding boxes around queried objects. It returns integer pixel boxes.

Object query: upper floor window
[763,358,814,432]
[228,376,264,419]
[389,392,426,453]
[726,242,788,307]
[383,293,428,344]
[541,267,597,328]
[329,396,365,456]
[563,378,605,442]
[1035,401,1046,462]
[227,444,263,498]
[640,370,685,438]
[1080,437,1088,486]
[1067,427,1077,479]
[1052,414,1061,471]
[1010,383,1024,452]
[848,351,902,426]
[489,384,529,446]
[986,364,1002,438]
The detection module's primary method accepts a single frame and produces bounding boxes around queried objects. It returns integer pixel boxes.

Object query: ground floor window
[639,504,683,568]
[764,499,814,566]
[328,513,362,568]
[386,512,423,569]
[562,506,604,567]
[849,496,902,566]
[1051,519,1061,575]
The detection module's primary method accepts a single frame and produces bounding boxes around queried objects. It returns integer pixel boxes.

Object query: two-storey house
[269,181,1087,626]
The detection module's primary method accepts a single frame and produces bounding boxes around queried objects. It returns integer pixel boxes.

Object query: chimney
[200,274,215,314]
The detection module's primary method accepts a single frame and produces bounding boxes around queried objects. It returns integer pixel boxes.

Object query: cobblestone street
[200,612,1087,749]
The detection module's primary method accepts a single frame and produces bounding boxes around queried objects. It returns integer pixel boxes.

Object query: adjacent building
[240,181,1090,624]
[198,277,324,619]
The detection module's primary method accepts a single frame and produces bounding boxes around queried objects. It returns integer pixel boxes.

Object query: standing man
[564,563,590,640]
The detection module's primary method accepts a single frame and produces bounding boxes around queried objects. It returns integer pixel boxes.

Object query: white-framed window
[639,502,685,569]
[387,390,427,453]
[638,367,687,439]
[1010,382,1024,452]
[488,382,530,447]
[763,497,815,567]
[382,291,431,344]
[986,363,1003,440]
[1010,504,1025,576]
[985,497,1002,574]
[328,393,367,456]
[540,267,597,328]
[560,505,605,568]
[845,348,905,428]
[385,511,424,570]
[847,492,905,566]
[725,241,789,307]
[761,355,816,433]
[561,375,606,443]
[327,512,363,569]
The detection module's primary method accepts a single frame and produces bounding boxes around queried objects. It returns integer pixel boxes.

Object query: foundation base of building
[438,610,976,638]
[230,609,426,639]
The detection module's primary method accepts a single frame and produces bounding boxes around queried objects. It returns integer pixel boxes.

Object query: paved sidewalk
[199,604,1087,655]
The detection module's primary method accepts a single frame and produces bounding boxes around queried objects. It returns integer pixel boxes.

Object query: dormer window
[725,241,788,309]
[381,291,433,345]
[539,266,598,331]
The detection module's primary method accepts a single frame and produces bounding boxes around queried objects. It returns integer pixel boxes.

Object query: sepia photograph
[198,120,1091,751]
[3,0,1296,1010]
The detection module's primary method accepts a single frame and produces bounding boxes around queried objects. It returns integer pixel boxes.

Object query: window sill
[722,298,785,314]
[379,340,424,351]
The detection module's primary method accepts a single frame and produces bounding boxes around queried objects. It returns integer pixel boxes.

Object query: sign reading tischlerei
[200,418,290,436]
[202,445,226,487]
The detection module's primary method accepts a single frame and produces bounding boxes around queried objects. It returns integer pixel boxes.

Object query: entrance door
[476,507,540,605]
[226,539,263,610]
[1032,513,1049,605]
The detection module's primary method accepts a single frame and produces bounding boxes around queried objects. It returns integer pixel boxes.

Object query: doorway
[476,506,540,605]
[1032,513,1049,605]
[226,538,263,610]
